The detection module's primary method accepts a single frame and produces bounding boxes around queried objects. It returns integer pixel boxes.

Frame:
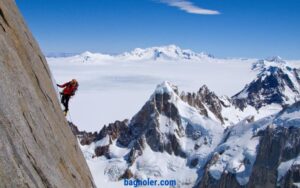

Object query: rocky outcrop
[95,145,110,158]
[69,120,130,158]
[99,120,130,145]
[0,1,95,187]
[181,85,227,124]
[248,126,300,188]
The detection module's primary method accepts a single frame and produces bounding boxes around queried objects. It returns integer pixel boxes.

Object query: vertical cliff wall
[0,1,95,187]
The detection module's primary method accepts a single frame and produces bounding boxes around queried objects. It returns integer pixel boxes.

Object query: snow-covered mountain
[70,65,300,187]
[118,45,214,61]
[48,45,214,63]
[70,87,300,188]
[233,57,300,110]
[72,81,225,187]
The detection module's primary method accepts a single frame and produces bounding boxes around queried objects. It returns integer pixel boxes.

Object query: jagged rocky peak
[198,85,226,110]
[233,57,300,110]
[124,81,186,156]
[199,84,210,94]
[181,84,227,124]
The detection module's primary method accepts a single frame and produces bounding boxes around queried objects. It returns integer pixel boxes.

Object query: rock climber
[57,79,79,116]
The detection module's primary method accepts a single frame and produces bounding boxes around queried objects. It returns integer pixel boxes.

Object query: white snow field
[48,45,262,131]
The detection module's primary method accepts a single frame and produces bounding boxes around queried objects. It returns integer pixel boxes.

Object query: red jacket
[58,82,78,95]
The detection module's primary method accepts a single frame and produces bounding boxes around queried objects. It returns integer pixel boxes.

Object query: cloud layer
[159,0,220,15]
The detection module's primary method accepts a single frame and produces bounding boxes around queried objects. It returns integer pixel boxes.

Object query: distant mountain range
[118,45,215,61]
[47,45,216,62]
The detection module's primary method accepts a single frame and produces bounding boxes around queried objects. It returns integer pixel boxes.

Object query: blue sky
[16,0,300,59]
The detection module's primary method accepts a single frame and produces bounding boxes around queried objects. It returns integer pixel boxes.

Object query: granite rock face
[0,1,95,187]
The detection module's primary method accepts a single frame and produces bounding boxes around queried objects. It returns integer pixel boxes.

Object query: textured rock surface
[248,126,300,188]
[0,1,95,187]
